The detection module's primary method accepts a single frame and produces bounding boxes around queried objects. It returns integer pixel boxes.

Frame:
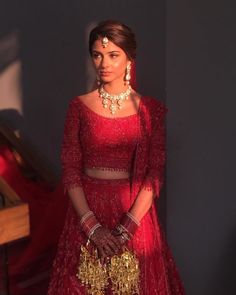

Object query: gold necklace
[99,85,132,115]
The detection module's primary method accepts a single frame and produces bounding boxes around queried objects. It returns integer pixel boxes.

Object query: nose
[100,56,109,69]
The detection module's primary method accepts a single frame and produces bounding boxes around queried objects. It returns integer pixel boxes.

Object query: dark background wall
[166,1,236,294]
[1,1,235,294]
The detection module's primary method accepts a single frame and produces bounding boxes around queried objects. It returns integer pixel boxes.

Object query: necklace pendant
[102,98,109,109]
[99,85,131,115]
[117,99,123,106]
[110,103,117,115]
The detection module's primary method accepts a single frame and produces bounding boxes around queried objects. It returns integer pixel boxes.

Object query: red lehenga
[47,96,185,295]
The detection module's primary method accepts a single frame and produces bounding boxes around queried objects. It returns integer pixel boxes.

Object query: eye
[110,53,119,59]
[92,53,102,59]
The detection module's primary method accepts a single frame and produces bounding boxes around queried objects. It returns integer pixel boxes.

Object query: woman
[48,20,185,295]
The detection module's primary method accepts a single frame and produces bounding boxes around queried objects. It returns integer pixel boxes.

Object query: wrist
[115,212,140,242]
[80,210,101,238]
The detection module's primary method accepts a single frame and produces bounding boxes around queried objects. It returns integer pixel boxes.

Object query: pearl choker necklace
[99,85,132,115]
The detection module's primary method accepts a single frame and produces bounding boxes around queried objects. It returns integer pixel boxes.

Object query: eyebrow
[92,50,120,54]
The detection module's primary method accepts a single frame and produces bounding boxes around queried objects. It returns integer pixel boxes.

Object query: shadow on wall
[0,1,88,175]
[19,5,87,173]
[208,226,236,295]
[0,31,20,73]
[0,109,24,136]
[0,31,23,146]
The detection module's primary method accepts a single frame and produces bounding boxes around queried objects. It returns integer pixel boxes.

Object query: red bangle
[80,211,101,238]
[119,212,140,238]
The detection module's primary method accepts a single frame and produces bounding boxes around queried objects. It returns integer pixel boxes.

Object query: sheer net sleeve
[61,98,83,192]
[141,102,168,198]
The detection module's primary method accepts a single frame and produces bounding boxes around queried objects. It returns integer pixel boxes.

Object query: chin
[101,78,113,84]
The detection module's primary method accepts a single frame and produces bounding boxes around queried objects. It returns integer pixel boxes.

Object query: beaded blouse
[61,96,167,196]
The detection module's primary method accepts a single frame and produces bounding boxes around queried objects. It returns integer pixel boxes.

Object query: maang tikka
[125,63,131,85]
[102,36,109,48]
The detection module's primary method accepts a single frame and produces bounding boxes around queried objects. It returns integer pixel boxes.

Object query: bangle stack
[116,212,140,242]
[80,211,101,238]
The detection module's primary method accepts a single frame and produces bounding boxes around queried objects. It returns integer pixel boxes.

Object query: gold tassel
[77,241,140,295]
[76,241,109,294]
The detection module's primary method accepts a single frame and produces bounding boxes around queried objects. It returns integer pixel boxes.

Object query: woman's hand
[90,226,122,264]
[111,227,130,246]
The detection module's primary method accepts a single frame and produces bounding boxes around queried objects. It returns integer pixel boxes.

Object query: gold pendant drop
[102,98,109,109]
[99,85,131,115]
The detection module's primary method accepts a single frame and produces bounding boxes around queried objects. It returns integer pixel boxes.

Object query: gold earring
[125,64,131,85]
[96,74,101,86]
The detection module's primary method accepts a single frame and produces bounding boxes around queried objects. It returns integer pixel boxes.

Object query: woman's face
[91,38,130,84]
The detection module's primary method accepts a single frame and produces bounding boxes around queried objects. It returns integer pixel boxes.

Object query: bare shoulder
[77,89,98,103]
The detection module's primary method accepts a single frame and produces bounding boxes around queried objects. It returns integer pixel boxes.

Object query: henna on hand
[90,226,122,260]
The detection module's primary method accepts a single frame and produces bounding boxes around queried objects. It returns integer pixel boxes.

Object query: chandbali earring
[125,63,131,85]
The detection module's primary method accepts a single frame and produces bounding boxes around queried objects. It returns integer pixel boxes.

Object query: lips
[100,71,112,76]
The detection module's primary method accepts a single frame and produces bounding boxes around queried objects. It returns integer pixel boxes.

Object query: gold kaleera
[108,248,140,295]
[77,242,140,295]
[76,241,109,294]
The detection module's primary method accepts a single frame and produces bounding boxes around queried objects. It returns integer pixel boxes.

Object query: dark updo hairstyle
[89,20,137,61]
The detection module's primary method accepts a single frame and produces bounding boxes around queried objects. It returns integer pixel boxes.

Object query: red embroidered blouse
[61,96,167,197]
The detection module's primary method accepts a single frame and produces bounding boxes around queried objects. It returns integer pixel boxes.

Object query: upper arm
[61,98,83,192]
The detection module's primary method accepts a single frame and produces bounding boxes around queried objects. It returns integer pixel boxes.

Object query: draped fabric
[0,145,67,295]
[47,96,185,294]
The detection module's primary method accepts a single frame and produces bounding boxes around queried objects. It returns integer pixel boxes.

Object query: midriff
[84,167,130,179]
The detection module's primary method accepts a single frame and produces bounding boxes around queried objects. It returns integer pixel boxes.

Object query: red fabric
[131,96,167,199]
[48,96,185,294]
[0,145,67,295]
[61,96,165,195]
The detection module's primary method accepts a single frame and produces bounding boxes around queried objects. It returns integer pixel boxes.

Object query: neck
[102,80,130,94]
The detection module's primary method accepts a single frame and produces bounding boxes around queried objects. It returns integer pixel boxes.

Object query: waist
[84,167,130,179]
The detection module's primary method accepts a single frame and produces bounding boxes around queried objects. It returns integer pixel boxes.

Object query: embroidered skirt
[47,173,185,295]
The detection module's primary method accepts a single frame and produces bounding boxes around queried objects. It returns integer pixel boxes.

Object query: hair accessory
[99,85,132,115]
[102,36,109,48]
[125,63,131,85]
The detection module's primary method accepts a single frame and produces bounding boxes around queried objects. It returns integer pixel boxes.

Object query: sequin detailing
[48,175,185,295]
[48,96,186,294]
[61,97,139,192]
[61,96,165,197]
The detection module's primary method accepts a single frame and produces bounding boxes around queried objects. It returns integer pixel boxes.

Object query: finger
[103,244,116,257]
[117,235,127,246]
[106,239,121,254]
[110,235,123,249]
[111,228,120,236]
[98,247,106,265]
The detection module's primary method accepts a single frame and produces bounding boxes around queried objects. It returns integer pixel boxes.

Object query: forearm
[68,186,122,259]
[68,186,90,218]
[129,187,155,222]
[112,188,154,245]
